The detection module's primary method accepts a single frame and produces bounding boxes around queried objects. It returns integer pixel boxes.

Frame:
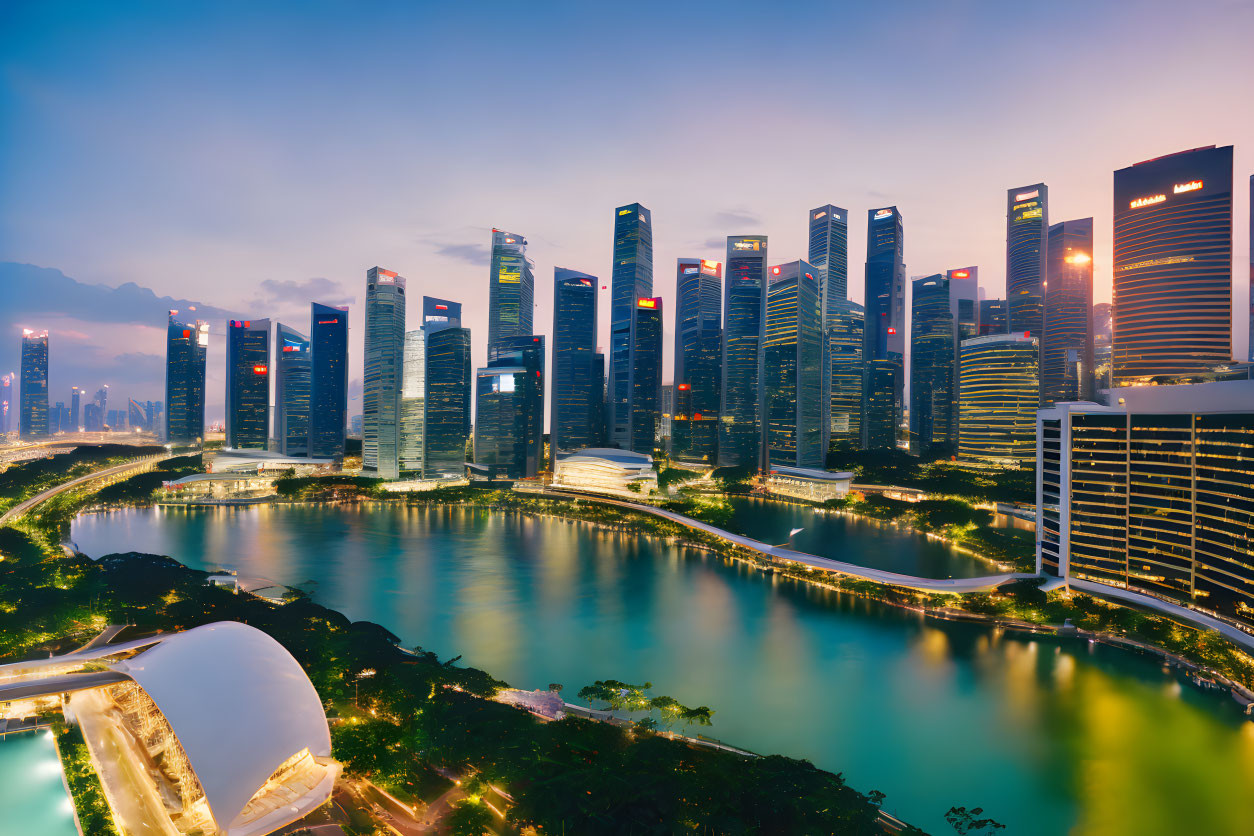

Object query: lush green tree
[945,805,1006,834]
[447,799,493,836]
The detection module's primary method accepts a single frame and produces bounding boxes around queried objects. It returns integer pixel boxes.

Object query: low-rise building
[765,466,853,502]
[206,448,337,475]
[161,472,276,501]
[552,448,658,496]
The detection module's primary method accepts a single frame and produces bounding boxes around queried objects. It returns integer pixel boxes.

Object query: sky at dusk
[2,0,1252,421]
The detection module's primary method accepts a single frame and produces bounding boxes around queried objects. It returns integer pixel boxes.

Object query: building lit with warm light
[957,332,1038,466]
[827,299,864,446]
[765,465,854,503]
[18,329,49,439]
[1037,379,1254,633]
[609,204,653,449]
[765,261,824,468]
[225,318,270,450]
[720,235,768,467]
[630,297,663,455]
[553,447,658,496]
[978,298,1008,336]
[863,207,905,450]
[1112,145,1233,384]
[1042,218,1094,405]
[363,267,406,478]
[1006,183,1048,336]
[672,258,721,464]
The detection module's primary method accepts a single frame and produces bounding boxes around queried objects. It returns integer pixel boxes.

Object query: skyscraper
[765,261,824,468]
[1249,176,1253,363]
[0,373,14,435]
[475,336,545,479]
[487,230,535,349]
[958,332,1038,465]
[978,299,1009,336]
[69,386,82,433]
[808,205,849,323]
[164,313,208,445]
[225,319,270,449]
[609,203,653,448]
[309,303,348,460]
[910,274,956,456]
[630,297,663,455]
[19,329,49,439]
[1042,218,1095,405]
[551,269,599,455]
[1112,145,1233,384]
[399,329,426,474]
[128,398,146,431]
[827,300,864,446]
[274,323,311,456]
[363,267,406,479]
[947,267,979,341]
[1092,301,1113,393]
[719,235,768,468]
[422,298,471,479]
[1006,183,1048,335]
[863,207,905,450]
[672,258,722,464]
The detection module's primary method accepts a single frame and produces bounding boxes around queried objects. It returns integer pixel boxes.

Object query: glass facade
[947,267,979,341]
[827,300,864,446]
[487,230,534,349]
[225,318,270,449]
[765,261,824,468]
[808,204,849,325]
[978,298,1008,336]
[551,269,599,454]
[863,207,905,450]
[399,330,426,473]
[164,315,207,445]
[672,258,721,464]
[274,322,311,456]
[957,332,1038,465]
[1112,145,1233,384]
[422,310,471,479]
[19,330,49,439]
[1006,183,1048,335]
[363,267,406,478]
[609,204,653,448]
[719,235,768,468]
[477,335,544,478]
[1042,218,1094,405]
[309,303,348,459]
[910,274,956,456]
[630,298,663,455]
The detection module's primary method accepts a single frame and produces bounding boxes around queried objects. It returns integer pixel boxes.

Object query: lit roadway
[0,453,169,526]
[536,489,1037,593]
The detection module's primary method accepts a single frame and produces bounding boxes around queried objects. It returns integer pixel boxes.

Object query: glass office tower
[765,261,824,468]
[399,330,426,473]
[672,258,722,464]
[947,267,979,341]
[422,298,472,479]
[910,275,956,456]
[609,203,653,448]
[863,207,905,450]
[719,235,768,468]
[164,313,207,444]
[1042,218,1095,405]
[1112,145,1233,384]
[551,269,599,454]
[0,374,12,435]
[808,205,849,323]
[827,300,864,446]
[1092,302,1113,392]
[487,230,534,349]
[958,332,1038,466]
[309,303,348,460]
[1006,183,1048,335]
[274,323,311,456]
[70,386,81,433]
[225,318,270,449]
[629,298,663,455]
[476,336,544,478]
[979,299,1009,336]
[363,267,406,478]
[19,329,49,439]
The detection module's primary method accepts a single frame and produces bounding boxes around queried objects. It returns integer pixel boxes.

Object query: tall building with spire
[363,267,406,478]
[862,207,905,450]
[608,204,653,449]
[1006,183,1048,335]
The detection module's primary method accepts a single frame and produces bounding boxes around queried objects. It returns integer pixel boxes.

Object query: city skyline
[2,2,1252,418]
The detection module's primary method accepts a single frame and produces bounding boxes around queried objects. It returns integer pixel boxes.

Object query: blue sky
[2,0,1252,417]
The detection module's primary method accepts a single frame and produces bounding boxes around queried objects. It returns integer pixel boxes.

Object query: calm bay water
[71,503,1254,835]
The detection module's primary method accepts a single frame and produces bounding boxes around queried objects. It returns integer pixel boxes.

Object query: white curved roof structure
[114,621,334,834]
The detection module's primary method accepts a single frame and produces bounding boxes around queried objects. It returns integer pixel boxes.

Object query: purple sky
[2,0,1252,420]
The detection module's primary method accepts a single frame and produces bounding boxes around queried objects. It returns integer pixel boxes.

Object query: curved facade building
[958,332,1038,465]
[553,447,657,495]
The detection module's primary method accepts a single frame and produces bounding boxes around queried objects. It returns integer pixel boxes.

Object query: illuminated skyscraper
[1092,302,1113,393]
[630,298,663,454]
[487,230,534,349]
[19,330,49,439]
[274,323,311,456]
[609,204,653,448]
[947,267,979,341]
[827,300,863,446]
[863,207,905,450]
[127,398,145,431]
[309,303,348,460]
[1042,218,1094,405]
[673,258,722,464]
[69,386,81,433]
[363,267,406,478]
[808,205,849,323]
[1006,183,1048,335]
[475,336,544,479]
[165,313,208,444]
[719,235,768,467]
[765,261,824,468]
[958,332,1038,465]
[0,373,14,435]
[399,330,426,473]
[910,274,956,456]
[225,319,270,449]
[1112,146,1233,383]
[551,269,600,455]
[421,298,471,479]
[978,299,1008,336]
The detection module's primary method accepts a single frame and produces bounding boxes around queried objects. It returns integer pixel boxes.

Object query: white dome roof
[117,621,331,832]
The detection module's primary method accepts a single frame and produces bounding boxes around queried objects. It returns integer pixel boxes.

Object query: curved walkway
[0,454,168,526]
[538,489,1036,594]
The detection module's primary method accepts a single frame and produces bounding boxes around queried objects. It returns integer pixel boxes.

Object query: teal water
[0,731,78,836]
[71,504,1254,836]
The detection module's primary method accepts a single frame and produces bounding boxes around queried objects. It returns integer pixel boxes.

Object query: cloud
[257,277,354,307]
[701,237,727,250]
[433,242,492,265]
[712,208,762,228]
